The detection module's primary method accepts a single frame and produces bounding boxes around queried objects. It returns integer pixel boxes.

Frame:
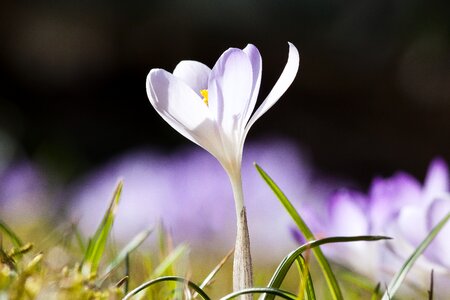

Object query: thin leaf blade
[220,287,297,300]
[199,248,234,289]
[296,255,316,300]
[122,276,211,300]
[381,211,450,300]
[100,228,152,280]
[151,244,189,278]
[267,235,389,297]
[255,163,343,300]
[82,180,123,276]
[0,220,23,247]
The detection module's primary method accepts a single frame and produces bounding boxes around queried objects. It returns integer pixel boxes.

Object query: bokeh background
[1,2,450,297]
[1,0,450,187]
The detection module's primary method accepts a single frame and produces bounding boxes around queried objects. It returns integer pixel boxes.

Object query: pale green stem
[229,169,244,217]
[228,169,253,300]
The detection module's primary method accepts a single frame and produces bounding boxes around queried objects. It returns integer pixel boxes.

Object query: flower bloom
[146,43,299,212]
[294,159,450,297]
[147,43,299,295]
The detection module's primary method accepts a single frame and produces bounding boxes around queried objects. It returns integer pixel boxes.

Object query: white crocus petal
[397,205,429,246]
[173,60,211,92]
[241,44,262,127]
[147,69,208,130]
[146,69,222,156]
[427,199,450,266]
[208,48,253,139]
[244,42,300,138]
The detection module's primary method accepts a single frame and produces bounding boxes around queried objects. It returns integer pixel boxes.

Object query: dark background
[1,0,449,186]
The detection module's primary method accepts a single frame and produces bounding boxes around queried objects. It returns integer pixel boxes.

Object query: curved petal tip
[244,42,300,136]
[287,41,300,73]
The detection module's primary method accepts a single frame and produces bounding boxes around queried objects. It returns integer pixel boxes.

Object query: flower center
[200,89,209,106]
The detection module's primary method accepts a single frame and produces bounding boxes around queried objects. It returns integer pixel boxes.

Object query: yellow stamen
[200,89,209,106]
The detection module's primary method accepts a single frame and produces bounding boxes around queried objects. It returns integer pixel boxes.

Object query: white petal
[241,44,262,125]
[147,69,208,130]
[244,42,300,136]
[397,205,428,246]
[173,60,211,92]
[146,69,221,154]
[426,199,450,266]
[208,48,253,137]
[328,190,369,236]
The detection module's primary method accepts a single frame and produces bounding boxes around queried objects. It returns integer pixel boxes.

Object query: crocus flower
[146,43,299,294]
[146,43,299,199]
[295,159,450,297]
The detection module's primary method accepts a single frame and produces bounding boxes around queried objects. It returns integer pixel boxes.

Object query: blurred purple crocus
[297,158,450,296]
[69,151,174,241]
[0,160,50,225]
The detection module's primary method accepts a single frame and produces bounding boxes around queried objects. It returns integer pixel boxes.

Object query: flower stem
[229,171,253,300]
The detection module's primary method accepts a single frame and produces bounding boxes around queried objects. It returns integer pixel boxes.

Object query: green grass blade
[381,211,450,300]
[125,254,130,294]
[199,248,234,290]
[157,222,169,257]
[82,180,123,276]
[99,228,152,281]
[0,220,23,247]
[220,288,297,300]
[151,244,188,278]
[371,283,381,300]
[122,276,211,300]
[267,235,389,299]
[255,163,343,300]
[296,255,316,300]
[71,223,87,253]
